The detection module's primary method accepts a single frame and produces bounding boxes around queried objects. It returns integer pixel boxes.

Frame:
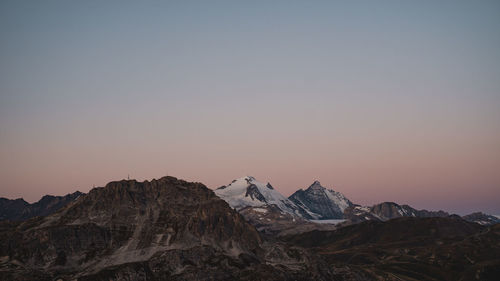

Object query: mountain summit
[288,181,353,219]
[215,177,353,220]
[214,176,300,216]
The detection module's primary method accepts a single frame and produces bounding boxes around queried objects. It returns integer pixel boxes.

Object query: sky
[0,0,499,215]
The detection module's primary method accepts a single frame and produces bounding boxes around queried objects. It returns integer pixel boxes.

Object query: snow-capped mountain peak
[214,176,299,215]
[289,181,353,219]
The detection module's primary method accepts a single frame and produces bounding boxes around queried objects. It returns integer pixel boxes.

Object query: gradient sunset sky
[1,1,499,215]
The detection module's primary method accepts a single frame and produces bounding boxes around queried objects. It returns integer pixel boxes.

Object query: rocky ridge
[0,191,83,221]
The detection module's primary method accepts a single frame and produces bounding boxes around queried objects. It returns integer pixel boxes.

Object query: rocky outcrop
[0,191,83,221]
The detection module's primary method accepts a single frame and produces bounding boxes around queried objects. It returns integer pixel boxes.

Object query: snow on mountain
[288,181,353,219]
[462,212,500,226]
[214,176,301,216]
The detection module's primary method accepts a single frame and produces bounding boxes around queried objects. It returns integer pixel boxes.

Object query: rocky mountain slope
[0,191,83,221]
[214,177,354,221]
[283,216,500,281]
[289,181,353,219]
[214,176,301,215]
[343,201,449,223]
[237,204,338,237]
[0,176,336,281]
[462,212,500,226]
[214,176,329,235]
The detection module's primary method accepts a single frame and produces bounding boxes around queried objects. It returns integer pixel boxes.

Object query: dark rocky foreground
[282,217,500,281]
[0,176,498,281]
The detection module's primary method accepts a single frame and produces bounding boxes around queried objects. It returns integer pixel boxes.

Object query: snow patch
[310,219,346,225]
[324,189,350,212]
[252,207,268,214]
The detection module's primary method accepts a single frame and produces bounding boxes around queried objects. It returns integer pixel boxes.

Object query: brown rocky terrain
[282,216,500,281]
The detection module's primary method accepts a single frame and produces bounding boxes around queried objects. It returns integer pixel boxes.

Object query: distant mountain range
[0,175,498,280]
[214,176,499,229]
[2,176,498,229]
[0,191,83,221]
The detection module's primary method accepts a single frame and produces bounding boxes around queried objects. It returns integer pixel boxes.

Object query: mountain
[282,216,500,281]
[214,177,342,236]
[0,191,83,221]
[462,212,500,226]
[343,202,449,223]
[1,175,498,280]
[288,181,353,219]
[370,202,448,220]
[214,176,302,216]
[237,204,338,237]
[0,176,335,281]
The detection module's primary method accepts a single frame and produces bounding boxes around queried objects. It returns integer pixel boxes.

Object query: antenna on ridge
[128,174,130,180]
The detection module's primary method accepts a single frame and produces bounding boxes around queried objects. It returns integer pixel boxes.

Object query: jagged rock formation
[288,181,353,220]
[0,191,83,221]
[0,176,337,281]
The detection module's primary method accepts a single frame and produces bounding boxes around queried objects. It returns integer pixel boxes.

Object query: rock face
[0,176,336,281]
[462,212,500,226]
[0,191,83,221]
[288,181,353,220]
